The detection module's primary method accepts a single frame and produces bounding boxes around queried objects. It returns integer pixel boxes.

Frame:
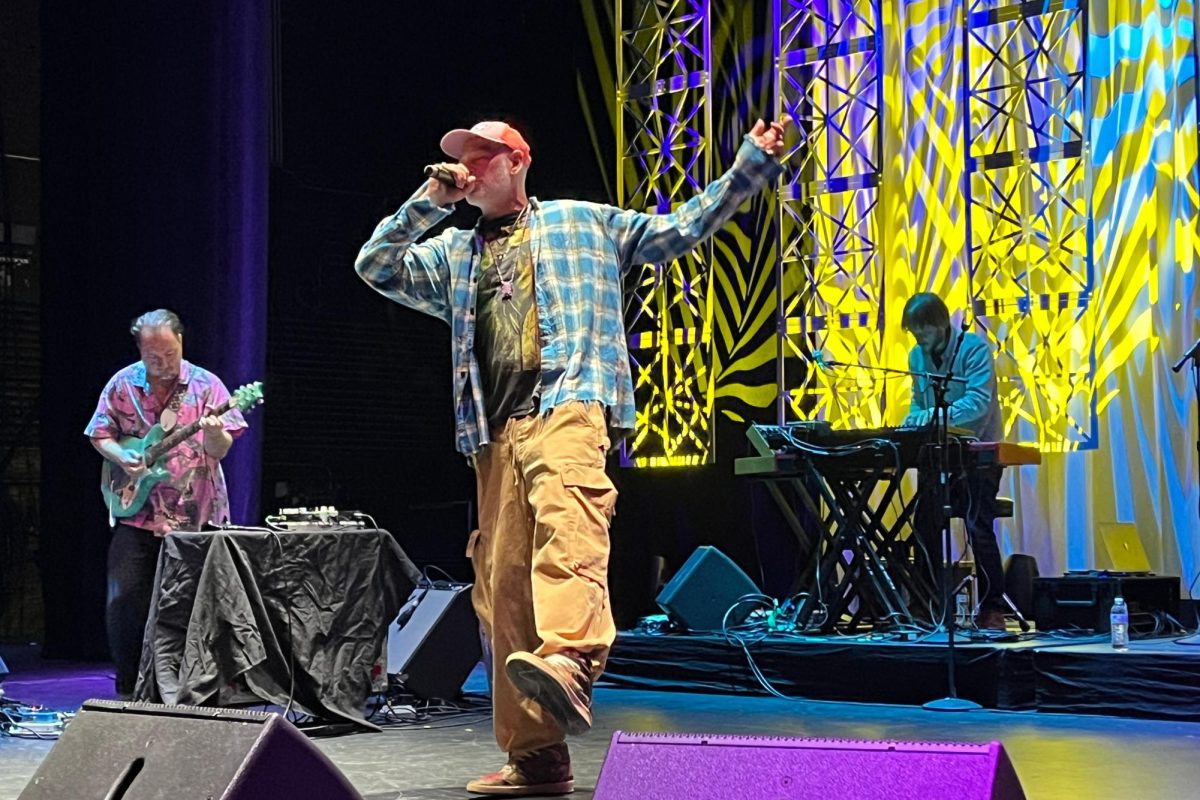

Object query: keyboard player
[901,293,1007,630]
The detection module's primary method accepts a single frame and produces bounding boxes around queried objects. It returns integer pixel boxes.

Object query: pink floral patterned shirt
[85,360,248,535]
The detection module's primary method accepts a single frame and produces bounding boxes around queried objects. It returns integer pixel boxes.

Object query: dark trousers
[915,466,1006,614]
[106,524,162,694]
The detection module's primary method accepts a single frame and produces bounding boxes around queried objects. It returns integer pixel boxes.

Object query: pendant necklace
[485,205,529,301]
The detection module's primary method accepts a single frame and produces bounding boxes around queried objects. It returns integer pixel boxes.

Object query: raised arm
[354,181,461,323]
[605,116,790,272]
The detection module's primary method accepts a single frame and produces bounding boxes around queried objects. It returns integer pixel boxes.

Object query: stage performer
[356,115,789,795]
[85,309,248,698]
[901,292,1007,631]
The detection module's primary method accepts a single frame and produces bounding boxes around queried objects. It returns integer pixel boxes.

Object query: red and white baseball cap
[440,121,531,160]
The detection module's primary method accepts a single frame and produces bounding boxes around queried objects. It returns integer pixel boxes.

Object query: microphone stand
[919,327,981,711]
[1173,334,1200,646]
[818,329,980,711]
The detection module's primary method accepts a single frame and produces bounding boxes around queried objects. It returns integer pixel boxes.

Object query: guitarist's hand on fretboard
[199,413,234,458]
[199,414,227,431]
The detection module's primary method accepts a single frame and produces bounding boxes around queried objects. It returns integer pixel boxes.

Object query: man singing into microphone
[356,115,788,795]
[901,292,1007,631]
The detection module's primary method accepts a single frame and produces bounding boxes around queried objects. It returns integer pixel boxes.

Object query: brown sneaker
[505,650,593,736]
[466,743,574,796]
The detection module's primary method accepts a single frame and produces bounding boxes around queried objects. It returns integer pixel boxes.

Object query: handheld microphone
[424,164,459,188]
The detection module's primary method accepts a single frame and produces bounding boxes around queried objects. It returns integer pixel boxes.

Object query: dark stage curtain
[40,4,269,657]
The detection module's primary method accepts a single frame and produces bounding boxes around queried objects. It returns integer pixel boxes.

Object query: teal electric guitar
[101,381,264,518]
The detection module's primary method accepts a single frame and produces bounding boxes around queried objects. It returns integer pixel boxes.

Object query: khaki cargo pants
[467,400,618,755]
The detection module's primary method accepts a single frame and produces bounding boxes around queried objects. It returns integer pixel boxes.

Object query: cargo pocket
[465,527,492,632]
[560,464,617,525]
[559,463,617,581]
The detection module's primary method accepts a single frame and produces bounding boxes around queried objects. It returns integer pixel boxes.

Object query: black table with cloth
[134,527,420,730]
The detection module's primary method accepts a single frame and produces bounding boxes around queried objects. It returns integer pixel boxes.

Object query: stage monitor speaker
[17,700,361,800]
[594,731,1026,800]
[387,583,482,700]
[656,546,759,631]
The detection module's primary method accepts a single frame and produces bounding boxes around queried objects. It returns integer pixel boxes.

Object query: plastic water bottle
[1110,596,1129,650]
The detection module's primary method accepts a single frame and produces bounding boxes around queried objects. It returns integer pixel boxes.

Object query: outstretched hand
[748,114,791,159]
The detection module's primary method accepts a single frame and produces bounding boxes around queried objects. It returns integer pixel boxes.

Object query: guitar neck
[146,397,235,463]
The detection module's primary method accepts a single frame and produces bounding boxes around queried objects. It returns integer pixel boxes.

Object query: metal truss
[617,0,713,467]
[774,0,885,427]
[962,0,1095,450]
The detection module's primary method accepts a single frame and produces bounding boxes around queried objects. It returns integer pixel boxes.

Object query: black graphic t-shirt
[474,211,540,436]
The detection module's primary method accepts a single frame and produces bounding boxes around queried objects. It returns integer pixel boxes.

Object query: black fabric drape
[137,528,420,730]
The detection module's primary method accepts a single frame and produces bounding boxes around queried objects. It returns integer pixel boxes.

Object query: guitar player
[84,309,248,698]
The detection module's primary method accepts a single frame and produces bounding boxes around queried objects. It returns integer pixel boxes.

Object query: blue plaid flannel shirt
[355,136,783,456]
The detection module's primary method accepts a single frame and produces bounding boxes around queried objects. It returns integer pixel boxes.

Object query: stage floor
[3,643,1200,799]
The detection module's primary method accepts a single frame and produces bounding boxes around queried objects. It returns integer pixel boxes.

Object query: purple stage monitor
[594,731,1026,800]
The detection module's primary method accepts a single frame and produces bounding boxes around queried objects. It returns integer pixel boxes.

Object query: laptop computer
[1096,522,1153,574]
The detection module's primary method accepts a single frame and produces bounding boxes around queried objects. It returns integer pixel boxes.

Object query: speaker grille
[595,730,1026,800]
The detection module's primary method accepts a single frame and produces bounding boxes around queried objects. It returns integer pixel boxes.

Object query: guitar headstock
[232,381,265,411]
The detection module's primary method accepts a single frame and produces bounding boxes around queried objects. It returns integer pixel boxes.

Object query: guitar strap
[158,381,187,431]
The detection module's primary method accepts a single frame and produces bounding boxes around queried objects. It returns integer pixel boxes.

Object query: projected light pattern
[963,0,1096,451]
[617,0,715,467]
[598,0,1200,591]
[775,0,886,428]
[607,2,1199,489]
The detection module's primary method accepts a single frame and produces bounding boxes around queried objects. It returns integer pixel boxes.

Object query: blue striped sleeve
[604,136,783,271]
[355,188,457,323]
